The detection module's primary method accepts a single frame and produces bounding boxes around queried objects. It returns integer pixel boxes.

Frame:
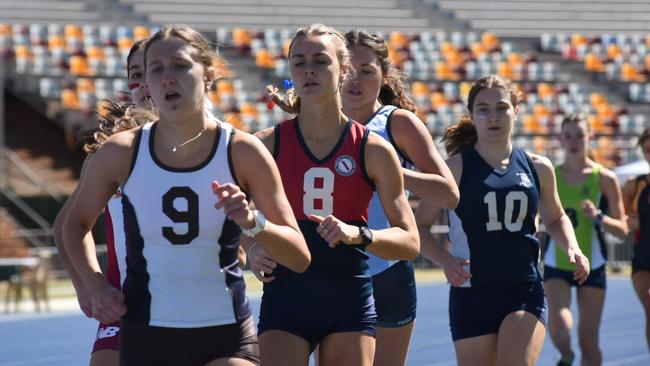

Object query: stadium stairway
[0,208,31,257]
[3,87,82,245]
[5,89,84,198]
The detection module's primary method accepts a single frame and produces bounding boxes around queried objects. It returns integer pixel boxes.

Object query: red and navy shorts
[92,321,120,354]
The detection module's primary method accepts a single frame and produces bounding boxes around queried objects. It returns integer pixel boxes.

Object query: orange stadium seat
[571,33,589,49]
[621,63,647,83]
[76,78,95,93]
[217,80,235,96]
[86,46,104,61]
[497,62,514,80]
[61,88,80,110]
[607,44,622,60]
[523,114,539,134]
[64,25,82,40]
[536,83,556,100]
[48,34,66,50]
[255,48,276,70]
[481,32,499,52]
[69,55,90,76]
[118,37,134,54]
[240,102,258,119]
[470,41,487,59]
[13,44,31,59]
[389,32,409,50]
[233,28,252,52]
[459,82,472,103]
[411,81,429,98]
[133,26,150,41]
[584,53,606,72]
[430,91,449,109]
[0,24,10,37]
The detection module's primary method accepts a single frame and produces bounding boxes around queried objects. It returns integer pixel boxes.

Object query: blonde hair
[268,23,351,114]
[442,74,522,156]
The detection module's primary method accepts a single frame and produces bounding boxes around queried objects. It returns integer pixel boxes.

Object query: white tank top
[121,121,250,328]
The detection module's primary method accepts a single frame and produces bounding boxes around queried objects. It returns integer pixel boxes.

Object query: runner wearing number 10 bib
[415,75,590,366]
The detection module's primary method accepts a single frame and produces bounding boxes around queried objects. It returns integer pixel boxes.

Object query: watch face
[361,227,373,245]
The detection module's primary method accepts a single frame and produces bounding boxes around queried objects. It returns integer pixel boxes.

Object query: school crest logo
[517,172,533,188]
[335,155,356,176]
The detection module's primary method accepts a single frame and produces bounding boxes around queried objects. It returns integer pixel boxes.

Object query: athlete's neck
[344,100,383,125]
[156,109,215,153]
[474,140,513,171]
[298,100,348,141]
[562,153,591,171]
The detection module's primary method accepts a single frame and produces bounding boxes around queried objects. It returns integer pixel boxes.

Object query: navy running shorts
[449,281,548,342]
[544,264,606,289]
[258,292,376,352]
[372,260,417,328]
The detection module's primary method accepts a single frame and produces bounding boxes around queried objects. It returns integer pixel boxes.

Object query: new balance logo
[96,326,119,340]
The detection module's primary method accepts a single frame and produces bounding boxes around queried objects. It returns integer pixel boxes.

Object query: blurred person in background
[543,114,627,366]
[622,127,650,355]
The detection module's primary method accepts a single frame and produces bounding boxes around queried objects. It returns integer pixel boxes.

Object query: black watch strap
[359,226,373,248]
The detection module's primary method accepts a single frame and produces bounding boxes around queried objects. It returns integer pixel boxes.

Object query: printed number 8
[303,167,335,217]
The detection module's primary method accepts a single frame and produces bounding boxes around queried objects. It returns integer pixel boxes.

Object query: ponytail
[442,115,477,156]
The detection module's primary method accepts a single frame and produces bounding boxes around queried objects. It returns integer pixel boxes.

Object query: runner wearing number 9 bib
[415,75,590,366]
[62,26,309,366]
[251,24,419,366]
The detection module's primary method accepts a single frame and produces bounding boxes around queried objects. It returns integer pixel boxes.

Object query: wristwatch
[358,226,373,248]
[594,210,605,226]
[242,210,266,237]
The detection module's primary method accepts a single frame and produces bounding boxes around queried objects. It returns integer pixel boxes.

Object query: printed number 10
[483,191,528,232]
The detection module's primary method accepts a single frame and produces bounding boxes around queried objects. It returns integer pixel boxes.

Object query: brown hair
[81,100,156,153]
[144,25,220,82]
[560,113,590,132]
[126,38,147,79]
[638,127,650,148]
[344,30,416,113]
[268,23,351,115]
[560,113,596,160]
[442,74,522,156]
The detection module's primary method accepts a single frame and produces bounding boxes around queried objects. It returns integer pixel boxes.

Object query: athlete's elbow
[296,251,311,273]
[287,248,311,273]
[449,187,460,209]
[403,235,420,260]
[441,189,460,210]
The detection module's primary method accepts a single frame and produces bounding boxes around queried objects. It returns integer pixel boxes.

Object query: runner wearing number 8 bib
[251,24,419,366]
[415,75,590,366]
[62,26,310,366]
